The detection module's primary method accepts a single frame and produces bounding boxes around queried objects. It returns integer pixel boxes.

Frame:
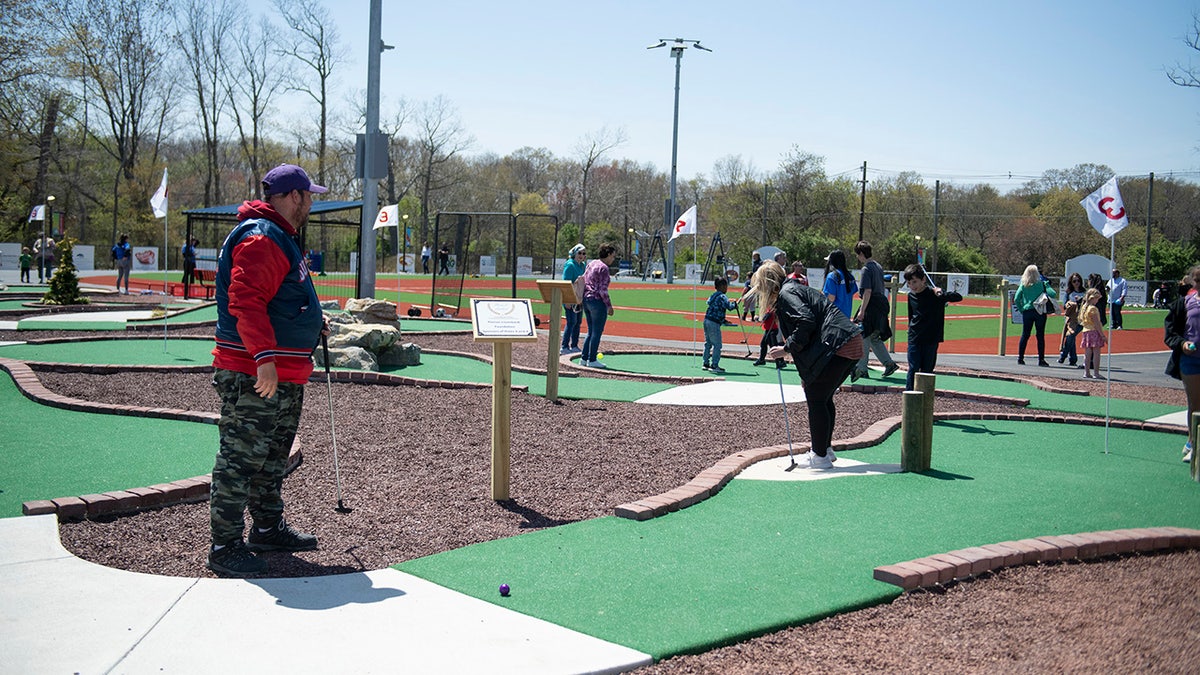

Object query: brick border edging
[936,367,1090,396]
[873,527,1200,590]
[613,410,1186,521]
[0,358,302,520]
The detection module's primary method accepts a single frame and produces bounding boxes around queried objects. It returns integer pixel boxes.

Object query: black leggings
[802,355,856,455]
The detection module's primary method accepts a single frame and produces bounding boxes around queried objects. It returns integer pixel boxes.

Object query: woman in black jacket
[749,261,864,469]
[1165,266,1200,463]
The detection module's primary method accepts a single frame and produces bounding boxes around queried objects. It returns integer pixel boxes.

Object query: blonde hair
[748,261,787,315]
[1020,265,1040,287]
[1084,287,1102,305]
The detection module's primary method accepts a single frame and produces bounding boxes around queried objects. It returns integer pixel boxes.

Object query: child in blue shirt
[703,277,738,373]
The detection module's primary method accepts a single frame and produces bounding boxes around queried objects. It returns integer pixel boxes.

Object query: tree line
[3,0,1199,282]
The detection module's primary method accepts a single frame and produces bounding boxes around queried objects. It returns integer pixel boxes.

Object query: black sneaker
[207,540,268,577]
[247,519,318,552]
[882,363,899,378]
[752,359,766,366]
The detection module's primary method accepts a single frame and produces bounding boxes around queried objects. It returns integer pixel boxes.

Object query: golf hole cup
[499,583,511,597]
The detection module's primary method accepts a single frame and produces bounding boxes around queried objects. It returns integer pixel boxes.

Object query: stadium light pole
[648,38,710,284]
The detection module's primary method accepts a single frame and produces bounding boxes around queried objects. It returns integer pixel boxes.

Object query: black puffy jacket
[775,281,860,383]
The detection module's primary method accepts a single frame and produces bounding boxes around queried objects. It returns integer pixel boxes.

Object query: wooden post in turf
[901,390,928,472]
[535,280,577,404]
[887,273,900,353]
[471,298,538,500]
[1191,412,1200,482]
[997,280,1011,356]
[915,372,936,468]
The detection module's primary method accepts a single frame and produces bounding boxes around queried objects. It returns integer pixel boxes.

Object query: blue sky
[273,0,1200,189]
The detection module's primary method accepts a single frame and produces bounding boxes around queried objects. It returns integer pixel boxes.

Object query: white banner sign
[946,273,969,297]
[479,255,496,276]
[516,256,533,276]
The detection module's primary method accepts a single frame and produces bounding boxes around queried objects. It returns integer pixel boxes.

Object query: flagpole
[1103,235,1114,454]
[163,200,169,352]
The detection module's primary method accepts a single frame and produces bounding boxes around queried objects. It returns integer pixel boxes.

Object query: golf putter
[322,333,351,513]
[776,360,798,471]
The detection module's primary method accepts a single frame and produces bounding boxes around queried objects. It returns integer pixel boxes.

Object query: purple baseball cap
[261,164,328,196]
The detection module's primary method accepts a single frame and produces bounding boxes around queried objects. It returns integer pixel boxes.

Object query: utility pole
[857,161,867,242]
[1145,172,1154,290]
[761,182,769,247]
[356,0,392,298]
[931,180,940,273]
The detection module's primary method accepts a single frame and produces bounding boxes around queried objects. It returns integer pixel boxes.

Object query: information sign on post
[535,280,578,404]
[471,298,538,500]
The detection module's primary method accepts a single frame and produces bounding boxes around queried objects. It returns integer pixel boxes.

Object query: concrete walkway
[0,514,652,674]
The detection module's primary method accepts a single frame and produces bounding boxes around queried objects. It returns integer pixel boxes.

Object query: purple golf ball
[499,583,511,597]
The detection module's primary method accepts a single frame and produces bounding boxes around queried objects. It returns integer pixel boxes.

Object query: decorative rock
[328,322,401,352]
[378,341,421,367]
[315,345,378,371]
[319,299,341,310]
[344,297,400,326]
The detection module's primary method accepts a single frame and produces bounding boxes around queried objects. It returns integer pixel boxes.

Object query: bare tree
[274,0,345,187]
[413,96,473,244]
[573,126,626,243]
[53,0,177,242]
[178,0,232,206]
[1167,13,1200,88]
[225,15,284,198]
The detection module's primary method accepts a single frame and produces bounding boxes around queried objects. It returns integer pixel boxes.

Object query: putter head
[785,461,798,472]
[335,501,353,514]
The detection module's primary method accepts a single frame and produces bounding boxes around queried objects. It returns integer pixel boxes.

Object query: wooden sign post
[535,279,578,403]
[471,298,538,500]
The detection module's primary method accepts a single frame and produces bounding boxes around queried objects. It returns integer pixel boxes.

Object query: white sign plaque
[471,298,537,341]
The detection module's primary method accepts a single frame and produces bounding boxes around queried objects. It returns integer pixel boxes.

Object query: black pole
[1145,172,1154,292]
[931,179,940,274]
[857,161,867,241]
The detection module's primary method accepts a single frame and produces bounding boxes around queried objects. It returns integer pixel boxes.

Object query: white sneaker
[1184,441,1193,464]
[826,448,837,462]
[809,452,834,470]
[589,360,607,369]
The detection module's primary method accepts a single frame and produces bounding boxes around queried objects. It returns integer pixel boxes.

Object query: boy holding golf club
[751,261,863,469]
[208,164,328,578]
[901,264,962,391]
[703,276,739,373]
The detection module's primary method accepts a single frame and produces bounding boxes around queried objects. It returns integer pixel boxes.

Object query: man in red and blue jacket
[207,164,327,578]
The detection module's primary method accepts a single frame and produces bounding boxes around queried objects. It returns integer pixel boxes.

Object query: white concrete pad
[635,379,807,406]
[0,515,652,675]
[0,322,18,330]
[0,339,23,347]
[122,569,651,674]
[21,309,156,323]
[1148,410,1187,427]
[736,456,903,482]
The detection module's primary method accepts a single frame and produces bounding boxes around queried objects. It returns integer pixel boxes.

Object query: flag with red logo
[1080,176,1129,238]
[669,205,696,242]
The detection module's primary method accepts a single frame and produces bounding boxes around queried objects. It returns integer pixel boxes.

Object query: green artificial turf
[0,369,218,516]
[397,420,1198,659]
[0,338,215,365]
[0,299,38,310]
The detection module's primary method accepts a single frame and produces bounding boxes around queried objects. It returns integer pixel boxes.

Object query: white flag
[150,168,168,218]
[669,205,697,241]
[372,204,399,230]
[28,205,45,222]
[1080,176,1129,238]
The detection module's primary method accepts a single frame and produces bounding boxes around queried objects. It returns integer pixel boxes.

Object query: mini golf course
[0,327,1196,666]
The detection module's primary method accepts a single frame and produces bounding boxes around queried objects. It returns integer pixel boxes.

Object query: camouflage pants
[210,369,305,547]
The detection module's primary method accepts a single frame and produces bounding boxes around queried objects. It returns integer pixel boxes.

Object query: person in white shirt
[1107,269,1128,330]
